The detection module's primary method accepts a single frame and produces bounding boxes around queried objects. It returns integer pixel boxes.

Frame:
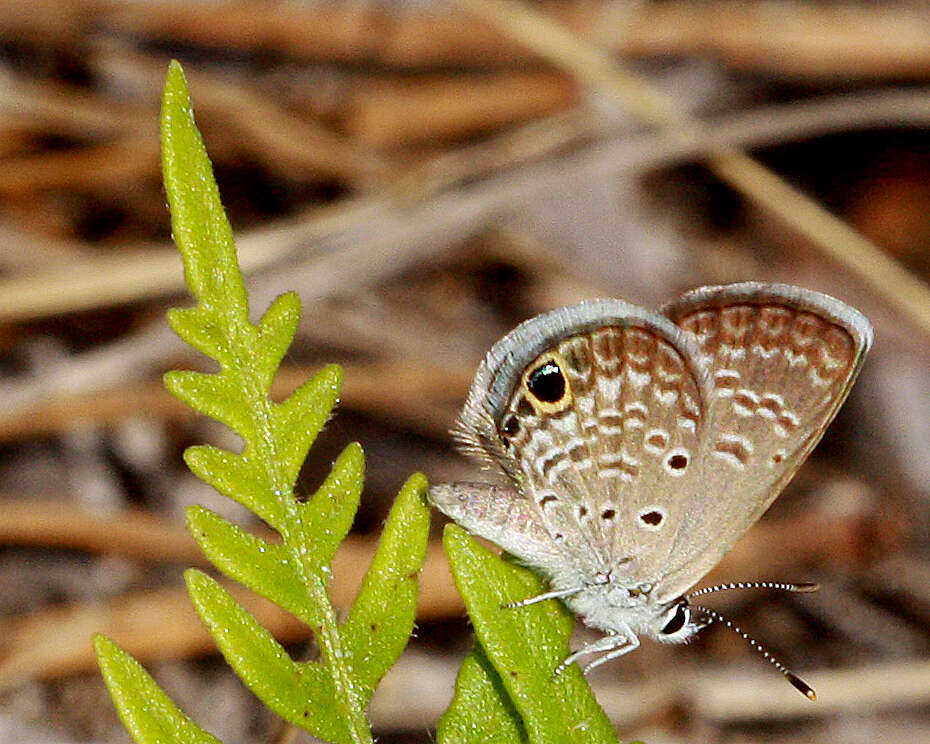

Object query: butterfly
[429,282,872,697]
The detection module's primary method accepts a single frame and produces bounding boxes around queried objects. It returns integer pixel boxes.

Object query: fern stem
[244,364,372,744]
[244,368,373,744]
[300,562,374,744]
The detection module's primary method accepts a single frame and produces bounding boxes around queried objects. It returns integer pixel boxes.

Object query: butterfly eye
[660,602,689,635]
[527,361,566,403]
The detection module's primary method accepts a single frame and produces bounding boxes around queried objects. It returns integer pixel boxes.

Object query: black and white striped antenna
[688,581,819,700]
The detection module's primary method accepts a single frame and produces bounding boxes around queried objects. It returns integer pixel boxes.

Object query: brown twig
[0,486,890,687]
[0,361,472,443]
[455,0,930,336]
[0,536,457,690]
[94,1,930,79]
[694,658,930,721]
[4,83,930,324]
[345,70,577,147]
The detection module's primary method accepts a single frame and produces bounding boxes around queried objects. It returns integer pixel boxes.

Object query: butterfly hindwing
[656,283,873,600]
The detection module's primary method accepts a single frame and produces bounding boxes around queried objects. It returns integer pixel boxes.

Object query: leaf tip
[321,363,343,394]
[343,440,364,461]
[184,502,211,528]
[442,522,470,553]
[93,632,114,657]
[399,472,430,511]
[404,471,429,494]
[161,60,191,121]
[93,633,130,682]
[166,59,185,81]
[183,567,210,592]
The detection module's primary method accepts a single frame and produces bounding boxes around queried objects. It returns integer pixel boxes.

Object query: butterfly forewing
[656,283,873,600]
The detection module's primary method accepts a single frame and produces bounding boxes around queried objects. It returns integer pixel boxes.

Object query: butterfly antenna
[694,605,817,701]
[688,581,819,599]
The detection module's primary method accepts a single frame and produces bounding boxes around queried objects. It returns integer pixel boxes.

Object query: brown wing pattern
[500,324,706,581]
[656,284,872,600]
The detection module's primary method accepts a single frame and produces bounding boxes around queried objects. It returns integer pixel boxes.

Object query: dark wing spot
[640,510,663,526]
[567,443,587,462]
[667,454,688,470]
[578,505,588,518]
[714,438,751,465]
[647,432,668,449]
[527,361,566,403]
[759,396,781,414]
[734,392,757,409]
[541,453,564,477]
[538,494,557,508]
[776,414,798,432]
[601,508,616,520]
[599,412,624,428]
[501,416,519,439]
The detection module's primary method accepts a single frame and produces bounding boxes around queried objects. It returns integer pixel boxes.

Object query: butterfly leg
[503,586,583,609]
[554,626,639,677]
[580,633,640,675]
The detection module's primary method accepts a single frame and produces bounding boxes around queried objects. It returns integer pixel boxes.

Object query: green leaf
[160,61,246,321]
[274,364,343,488]
[94,635,222,744]
[166,307,229,361]
[158,62,383,744]
[300,442,365,568]
[99,60,431,744]
[438,642,525,744]
[341,472,429,700]
[255,293,301,389]
[183,444,283,529]
[164,370,254,439]
[184,570,352,744]
[185,506,317,625]
[443,526,617,744]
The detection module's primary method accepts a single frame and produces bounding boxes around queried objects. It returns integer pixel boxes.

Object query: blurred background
[1,0,930,742]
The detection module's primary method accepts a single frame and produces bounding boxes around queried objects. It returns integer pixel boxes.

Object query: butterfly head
[653,598,701,644]
[565,578,703,645]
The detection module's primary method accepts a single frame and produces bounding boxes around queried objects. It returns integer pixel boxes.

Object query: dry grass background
[1,1,930,742]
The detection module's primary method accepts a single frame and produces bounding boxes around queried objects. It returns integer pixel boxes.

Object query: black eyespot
[668,454,688,470]
[660,603,688,635]
[527,361,566,403]
[501,416,519,438]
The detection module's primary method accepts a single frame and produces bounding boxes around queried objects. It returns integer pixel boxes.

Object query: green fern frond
[438,642,526,744]
[94,60,429,744]
[94,635,222,744]
[439,526,618,744]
